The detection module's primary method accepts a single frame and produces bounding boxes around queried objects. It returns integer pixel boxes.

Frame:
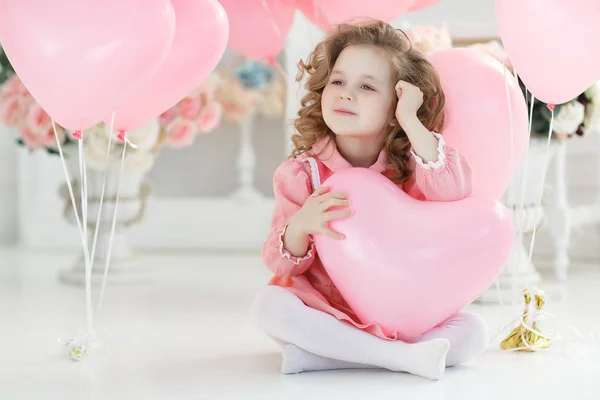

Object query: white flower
[123,150,155,174]
[93,119,160,151]
[122,119,160,151]
[582,102,600,134]
[585,81,600,104]
[83,127,111,171]
[553,101,585,135]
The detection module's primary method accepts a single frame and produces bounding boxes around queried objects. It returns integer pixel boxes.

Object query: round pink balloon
[408,0,440,12]
[0,0,176,131]
[106,0,229,131]
[314,168,513,342]
[429,48,529,199]
[297,0,331,31]
[218,0,295,59]
[311,0,417,26]
[496,0,600,105]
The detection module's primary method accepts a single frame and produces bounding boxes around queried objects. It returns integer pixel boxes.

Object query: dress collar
[309,136,388,173]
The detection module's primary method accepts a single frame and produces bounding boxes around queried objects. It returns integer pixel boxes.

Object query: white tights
[253,286,489,380]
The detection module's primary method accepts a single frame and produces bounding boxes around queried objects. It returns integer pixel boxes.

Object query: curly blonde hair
[291,20,445,184]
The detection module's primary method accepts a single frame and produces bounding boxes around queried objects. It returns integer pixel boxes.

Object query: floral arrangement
[0,48,286,173]
[407,26,600,139]
[214,59,285,122]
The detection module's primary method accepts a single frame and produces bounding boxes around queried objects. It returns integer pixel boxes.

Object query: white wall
[398,0,497,37]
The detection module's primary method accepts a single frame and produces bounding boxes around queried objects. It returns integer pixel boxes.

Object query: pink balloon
[310,0,417,27]
[218,0,295,59]
[408,0,440,12]
[0,0,176,131]
[429,48,529,199]
[106,0,229,131]
[313,168,513,342]
[297,0,331,31]
[496,0,600,105]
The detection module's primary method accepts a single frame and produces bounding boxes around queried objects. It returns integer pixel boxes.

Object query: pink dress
[261,132,474,341]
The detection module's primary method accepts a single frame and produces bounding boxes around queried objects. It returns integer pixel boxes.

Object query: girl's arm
[396,81,473,201]
[406,129,474,202]
[262,159,316,277]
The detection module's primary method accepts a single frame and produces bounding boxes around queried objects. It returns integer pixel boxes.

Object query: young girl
[253,20,489,380]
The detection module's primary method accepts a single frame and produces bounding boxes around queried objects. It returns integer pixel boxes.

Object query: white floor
[1,247,600,400]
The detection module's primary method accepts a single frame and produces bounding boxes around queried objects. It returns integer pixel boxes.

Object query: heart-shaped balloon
[107,0,229,131]
[313,168,513,342]
[429,48,529,199]
[0,0,176,131]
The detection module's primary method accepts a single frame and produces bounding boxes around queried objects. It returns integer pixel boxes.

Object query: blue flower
[234,60,273,90]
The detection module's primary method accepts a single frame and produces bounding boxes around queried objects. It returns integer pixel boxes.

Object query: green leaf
[46,148,60,156]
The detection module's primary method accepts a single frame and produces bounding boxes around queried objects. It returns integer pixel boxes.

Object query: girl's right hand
[288,186,353,240]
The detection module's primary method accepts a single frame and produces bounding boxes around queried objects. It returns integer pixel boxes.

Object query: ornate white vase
[478,137,559,303]
[58,154,152,286]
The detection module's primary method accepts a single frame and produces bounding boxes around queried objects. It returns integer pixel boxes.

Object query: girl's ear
[388,109,397,127]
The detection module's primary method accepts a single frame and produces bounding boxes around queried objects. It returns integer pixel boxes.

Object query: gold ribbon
[500,288,552,351]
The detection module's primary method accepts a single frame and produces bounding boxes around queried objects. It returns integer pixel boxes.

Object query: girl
[253,20,488,381]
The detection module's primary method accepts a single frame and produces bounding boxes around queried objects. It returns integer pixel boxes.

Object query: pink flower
[165,117,197,148]
[158,106,178,125]
[25,102,51,135]
[0,75,28,101]
[0,96,22,126]
[18,127,41,149]
[408,25,452,54]
[196,102,223,133]
[179,97,202,119]
[191,79,216,103]
[39,124,64,147]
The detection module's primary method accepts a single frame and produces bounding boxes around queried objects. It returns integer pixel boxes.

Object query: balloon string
[96,135,129,319]
[90,112,115,268]
[502,66,518,310]
[77,136,95,338]
[52,121,95,340]
[527,107,554,264]
[51,121,85,242]
[521,92,535,290]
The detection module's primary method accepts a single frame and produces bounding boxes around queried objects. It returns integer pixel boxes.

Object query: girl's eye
[361,85,374,91]
[331,80,343,85]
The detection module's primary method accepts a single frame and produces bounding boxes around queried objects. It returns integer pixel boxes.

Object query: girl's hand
[395,80,423,126]
[288,186,353,240]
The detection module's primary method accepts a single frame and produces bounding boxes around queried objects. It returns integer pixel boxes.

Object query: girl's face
[321,44,396,139]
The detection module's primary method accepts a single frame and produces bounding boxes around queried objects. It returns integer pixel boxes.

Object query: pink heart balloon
[429,48,529,199]
[313,168,513,342]
[0,0,176,131]
[107,0,229,131]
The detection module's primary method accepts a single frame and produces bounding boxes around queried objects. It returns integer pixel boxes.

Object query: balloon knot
[72,130,82,140]
[547,104,555,112]
[267,57,276,66]
[117,130,126,142]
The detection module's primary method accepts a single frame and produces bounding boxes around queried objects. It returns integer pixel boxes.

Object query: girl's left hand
[395,80,423,125]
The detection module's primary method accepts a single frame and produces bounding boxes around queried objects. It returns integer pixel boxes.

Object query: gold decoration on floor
[500,288,552,351]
